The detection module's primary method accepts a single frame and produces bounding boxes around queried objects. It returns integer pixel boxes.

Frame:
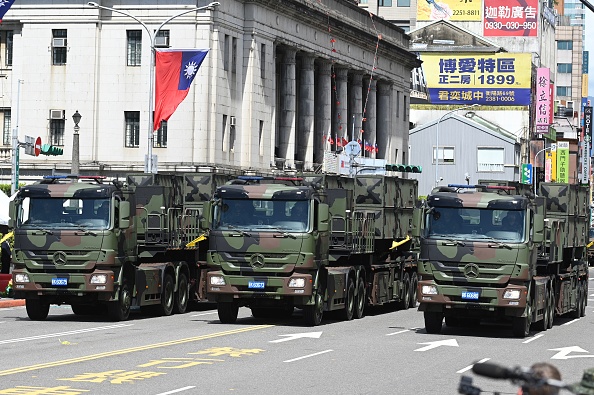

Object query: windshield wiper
[272,227,297,239]
[226,225,252,238]
[479,236,513,250]
[74,224,97,236]
[28,224,54,235]
[432,235,465,246]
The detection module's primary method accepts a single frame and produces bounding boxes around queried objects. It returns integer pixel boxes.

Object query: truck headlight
[90,274,108,284]
[503,289,521,299]
[421,285,437,295]
[210,276,226,286]
[14,273,30,283]
[288,278,305,288]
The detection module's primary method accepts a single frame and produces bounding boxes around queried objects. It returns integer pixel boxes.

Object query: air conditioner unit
[154,36,170,48]
[229,116,236,126]
[52,38,67,47]
[49,109,65,120]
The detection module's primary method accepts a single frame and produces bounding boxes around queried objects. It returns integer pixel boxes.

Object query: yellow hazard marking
[137,357,224,369]
[0,232,13,244]
[390,235,411,250]
[59,339,77,346]
[58,370,165,384]
[587,240,594,248]
[185,234,206,248]
[0,386,89,394]
[0,325,273,377]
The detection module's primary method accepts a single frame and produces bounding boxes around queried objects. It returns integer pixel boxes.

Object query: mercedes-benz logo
[250,253,265,269]
[463,263,479,279]
[53,251,67,266]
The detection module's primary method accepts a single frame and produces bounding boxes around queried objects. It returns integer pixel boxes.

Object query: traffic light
[385,164,422,173]
[40,144,63,156]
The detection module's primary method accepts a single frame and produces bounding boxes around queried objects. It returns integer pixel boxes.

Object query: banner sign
[585,106,592,156]
[423,53,532,105]
[536,68,551,133]
[484,0,538,37]
[557,141,569,183]
[417,0,482,22]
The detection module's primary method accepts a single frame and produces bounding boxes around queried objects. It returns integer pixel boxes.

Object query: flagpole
[87,1,220,174]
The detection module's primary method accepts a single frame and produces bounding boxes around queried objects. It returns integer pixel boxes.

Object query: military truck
[205,171,419,325]
[9,173,231,321]
[413,182,590,337]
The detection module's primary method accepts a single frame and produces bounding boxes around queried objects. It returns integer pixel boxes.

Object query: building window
[50,119,65,146]
[155,30,169,48]
[556,86,572,97]
[5,31,12,67]
[557,40,573,50]
[259,120,264,156]
[52,29,67,66]
[223,35,230,71]
[127,30,142,66]
[125,111,140,147]
[477,147,504,172]
[231,37,237,74]
[260,43,266,79]
[222,114,227,151]
[433,146,454,164]
[154,120,167,148]
[397,0,410,6]
[2,110,10,145]
[557,63,572,73]
[380,0,393,6]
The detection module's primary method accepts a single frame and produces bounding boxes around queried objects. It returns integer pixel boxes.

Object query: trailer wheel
[580,281,586,317]
[341,278,355,321]
[547,288,555,329]
[512,298,532,338]
[304,291,324,326]
[218,302,239,324]
[157,274,175,316]
[397,273,411,310]
[354,276,366,319]
[108,282,131,322]
[26,299,50,321]
[424,311,443,334]
[409,272,418,309]
[173,272,189,315]
[534,286,549,332]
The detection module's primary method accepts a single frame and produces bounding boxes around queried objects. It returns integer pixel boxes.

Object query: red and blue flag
[0,0,15,22]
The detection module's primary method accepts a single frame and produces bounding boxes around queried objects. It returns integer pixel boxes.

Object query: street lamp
[86,1,220,174]
[71,110,81,175]
[533,146,552,195]
[435,103,479,186]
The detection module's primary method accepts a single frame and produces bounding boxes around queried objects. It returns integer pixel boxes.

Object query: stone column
[278,48,297,164]
[376,82,391,159]
[334,66,348,146]
[297,54,315,168]
[350,72,363,145]
[364,78,377,156]
[314,59,332,166]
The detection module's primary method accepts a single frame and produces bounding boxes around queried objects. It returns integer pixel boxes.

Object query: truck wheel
[26,299,50,321]
[158,274,175,316]
[409,272,418,309]
[535,287,550,332]
[512,299,532,338]
[580,282,586,317]
[341,278,355,321]
[108,282,131,322]
[218,302,239,324]
[304,292,324,326]
[547,289,555,329]
[424,311,443,334]
[173,272,189,314]
[397,273,411,310]
[354,277,366,319]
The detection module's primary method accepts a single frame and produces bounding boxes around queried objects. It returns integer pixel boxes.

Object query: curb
[0,299,25,308]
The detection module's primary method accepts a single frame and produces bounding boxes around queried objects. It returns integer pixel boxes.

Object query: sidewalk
[0,298,25,308]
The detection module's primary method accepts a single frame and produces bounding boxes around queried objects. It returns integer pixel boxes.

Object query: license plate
[51,278,68,286]
[462,291,479,300]
[248,281,265,289]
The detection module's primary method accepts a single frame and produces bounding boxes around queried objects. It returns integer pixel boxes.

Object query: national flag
[341,137,348,146]
[337,137,343,147]
[374,143,378,153]
[154,49,209,131]
[0,0,15,22]
[328,135,334,145]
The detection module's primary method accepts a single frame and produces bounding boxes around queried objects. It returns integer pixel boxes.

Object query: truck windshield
[213,199,309,232]
[426,207,525,242]
[17,197,111,230]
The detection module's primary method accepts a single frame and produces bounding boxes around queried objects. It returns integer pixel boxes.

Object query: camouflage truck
[9,173,232,321]
[205,172,419,326]
[413,182,590,337]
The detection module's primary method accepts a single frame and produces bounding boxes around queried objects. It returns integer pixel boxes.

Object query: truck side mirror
[200,203,211,230]
[532,213,544,243]
[411,207,422,237]
[317,203,329,232]
[8,200,15,228]
[119,201,131,229]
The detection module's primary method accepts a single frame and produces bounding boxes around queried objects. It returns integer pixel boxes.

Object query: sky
[588,8,594,97]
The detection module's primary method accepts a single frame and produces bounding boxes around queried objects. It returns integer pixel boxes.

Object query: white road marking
[270,331,322,343]
[0,323,133,345]
[523,334,544,344]
[562,318,580,326]
[155,386,196,395]
[457,358,490,374]
[386,329,409,336]
[283,349,333,363]
[190,311,217,317]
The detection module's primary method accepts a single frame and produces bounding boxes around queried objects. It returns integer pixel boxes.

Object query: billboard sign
[536,68,551,133]
[484,0,538,37]
[557,141,569,183]
[423,53,532,105]
[417,0,482,22]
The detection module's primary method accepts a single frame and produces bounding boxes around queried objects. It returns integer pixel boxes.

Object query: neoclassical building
[0,0,418,183]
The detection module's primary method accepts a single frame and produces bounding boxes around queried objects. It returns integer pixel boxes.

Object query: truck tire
[397,273,411,310]
[424,311,443,334]
[512,298,532,338]
[570,282,584,319]
[534,286,550,332]
[304,292,324,326]
[409,272,418,308]
[218,302,239,324]
[26,299,50,321]
[341,278,355,321]
[108,282,131,322]
[157,274,175,316]
[173,272,189,315]
[354,276,366,319]
[547,289,555,329]
[580,282,586,317]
